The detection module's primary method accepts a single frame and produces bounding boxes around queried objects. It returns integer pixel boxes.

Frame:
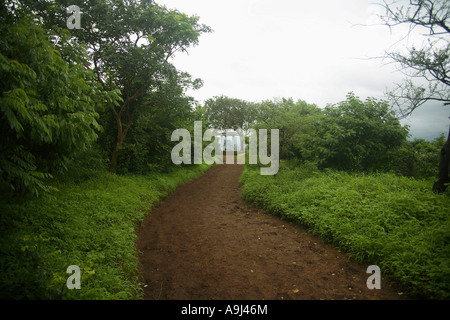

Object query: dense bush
[250,93,411,174]
[0,16,117,196]
[389,134,446,179]
[315,93,409,172]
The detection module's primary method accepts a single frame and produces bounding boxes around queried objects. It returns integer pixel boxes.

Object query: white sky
[157,0,449,140]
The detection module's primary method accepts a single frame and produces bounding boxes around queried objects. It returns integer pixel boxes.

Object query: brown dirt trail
[136,162,404,300]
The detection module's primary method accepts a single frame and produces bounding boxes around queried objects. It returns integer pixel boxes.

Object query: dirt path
[136,162,404,300]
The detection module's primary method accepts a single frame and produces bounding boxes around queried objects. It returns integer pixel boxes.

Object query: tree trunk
[108,108,127,173]
[107,88,141,173]
[109,140,122,173]
[433,126,450,193]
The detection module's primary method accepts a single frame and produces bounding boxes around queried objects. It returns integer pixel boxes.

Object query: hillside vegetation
[240,161,450,299]
[1,0,448,300]
[0,164,210,299]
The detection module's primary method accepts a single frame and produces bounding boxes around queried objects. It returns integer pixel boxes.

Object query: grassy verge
[0,164,210,299]
[239,162,450,299]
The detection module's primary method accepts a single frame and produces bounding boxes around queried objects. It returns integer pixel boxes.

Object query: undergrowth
[0,164,210,299]
[239,161,450,299]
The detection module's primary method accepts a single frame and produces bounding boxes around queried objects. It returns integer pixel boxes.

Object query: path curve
[136,163,403,300]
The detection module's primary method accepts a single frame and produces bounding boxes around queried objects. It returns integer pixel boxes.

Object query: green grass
[239,162,450,299]
[0,164,211,299]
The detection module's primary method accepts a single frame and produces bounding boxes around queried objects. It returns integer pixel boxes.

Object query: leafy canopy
[0,5,118,195]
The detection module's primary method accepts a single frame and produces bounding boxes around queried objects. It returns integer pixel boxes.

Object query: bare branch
[387,79,450,119]
[379,0,450,35]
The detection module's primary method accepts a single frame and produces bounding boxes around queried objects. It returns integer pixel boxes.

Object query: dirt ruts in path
[136,163,404,300]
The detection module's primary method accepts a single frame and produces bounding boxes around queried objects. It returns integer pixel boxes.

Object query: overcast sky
[157,0,449,140]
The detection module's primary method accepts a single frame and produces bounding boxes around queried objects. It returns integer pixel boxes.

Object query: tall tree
[28,0,211,172]
[112,71,202,173]
[378,0,450,192]
[0,1,115,195]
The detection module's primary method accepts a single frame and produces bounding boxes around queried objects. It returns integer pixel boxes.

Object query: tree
[378,0,450,192]
[389,133,447,178]
[112,71,201,173]
[315,93,409,172]
[27,0,211,172]
[204,95,257,151]
[252,98,322,160]
[205,95,255,131]
[0,2,114,195]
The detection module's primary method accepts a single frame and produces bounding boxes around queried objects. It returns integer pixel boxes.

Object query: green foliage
[26,0,211,172]
[1,0,446,302]
[389,134,446,179]
[0,164,210,299]
[204,95,256,131]
[108,72,199,174]
[252,98,322,160]
[248,93,409,173]
[240,162,450,299]
[311,93,409,172]
[0,0,209,192]
[0,14,113,196]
